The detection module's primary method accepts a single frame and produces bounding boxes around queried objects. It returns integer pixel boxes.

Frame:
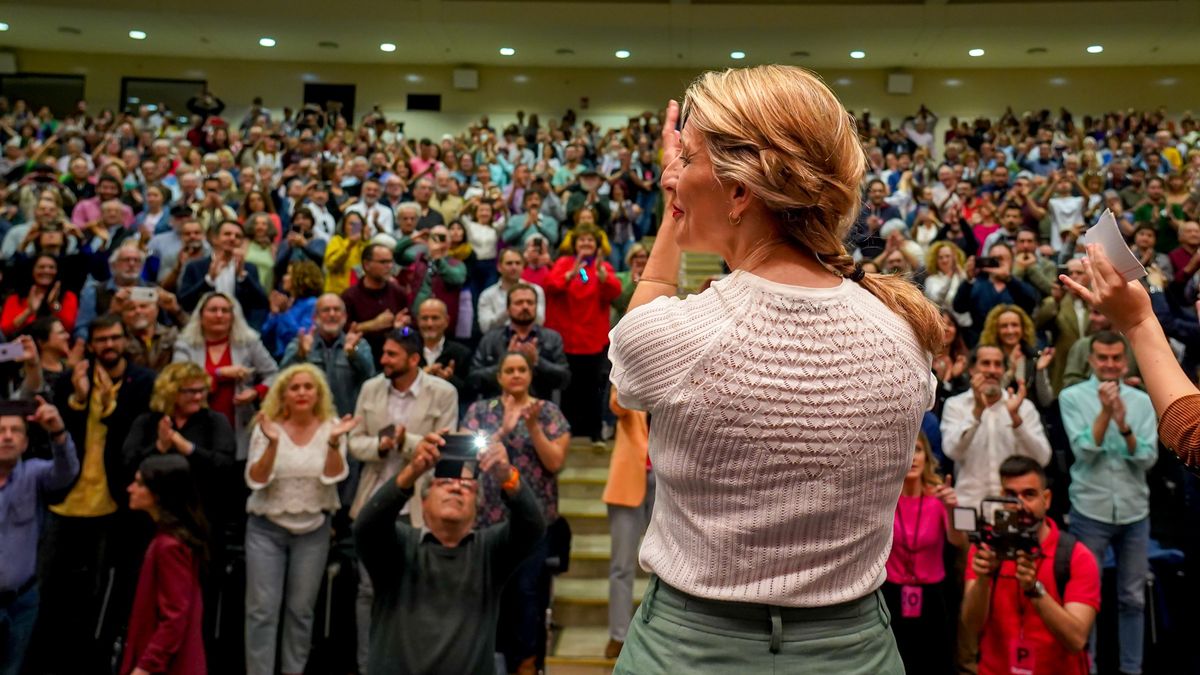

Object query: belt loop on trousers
[768,605,782,654]
[876,588,891,628]
[642,575,660,624]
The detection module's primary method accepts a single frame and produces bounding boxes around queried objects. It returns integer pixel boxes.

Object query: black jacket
[421,339,474,406]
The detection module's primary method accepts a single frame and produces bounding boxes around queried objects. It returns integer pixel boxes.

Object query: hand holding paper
[1078,209,1146,282]
[1059,242,1154,334]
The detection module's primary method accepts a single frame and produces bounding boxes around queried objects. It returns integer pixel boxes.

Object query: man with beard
[31,315,154,675]
[346,327,457,675]
[177,219,269,329]
[117,290,183,371]
[342,243,414,363]
[940,344,1052,513]
[73,241,158,340]
[469,284,570,400]
[280,293,375,416]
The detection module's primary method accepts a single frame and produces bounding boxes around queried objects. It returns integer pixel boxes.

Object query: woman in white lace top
[608,66,942,673]
[243,364,359,675]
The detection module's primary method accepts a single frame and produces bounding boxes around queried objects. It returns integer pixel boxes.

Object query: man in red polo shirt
[962,456,1100,675]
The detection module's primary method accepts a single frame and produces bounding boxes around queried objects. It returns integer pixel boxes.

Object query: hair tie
[848,264,866,282]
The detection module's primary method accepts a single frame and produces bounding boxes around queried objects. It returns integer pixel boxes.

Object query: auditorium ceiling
[0,0,1194,69]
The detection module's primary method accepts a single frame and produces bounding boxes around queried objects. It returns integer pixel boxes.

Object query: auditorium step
[549,438,650,673]
[680,251,726,292]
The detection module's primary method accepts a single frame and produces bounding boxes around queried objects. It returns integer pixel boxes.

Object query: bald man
[280,293,376,415]
[416,298,473,405]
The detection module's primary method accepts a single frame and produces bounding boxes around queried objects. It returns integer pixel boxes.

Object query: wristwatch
[1024,580,1046,599]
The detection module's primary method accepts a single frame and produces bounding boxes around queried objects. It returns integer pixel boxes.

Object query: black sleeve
[353,478,416,591]
[490,480,547,581]
[122,414,158,478]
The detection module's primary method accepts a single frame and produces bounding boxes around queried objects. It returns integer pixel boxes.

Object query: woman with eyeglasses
[461,351,571,674]
[323,211,369,295]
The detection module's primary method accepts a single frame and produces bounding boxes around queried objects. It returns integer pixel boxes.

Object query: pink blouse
[885,494,948,585]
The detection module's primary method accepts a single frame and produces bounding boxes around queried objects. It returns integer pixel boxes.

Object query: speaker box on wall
[0,53,17,75]
[453,68,479,91]
[887,73,913,95]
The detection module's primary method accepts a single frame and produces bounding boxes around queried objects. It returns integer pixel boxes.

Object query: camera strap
[1052,531,1076,600]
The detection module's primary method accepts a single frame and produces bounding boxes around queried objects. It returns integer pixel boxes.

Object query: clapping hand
[1036,347,1055,372]
[521,399,544,430]
[331,414,361,438]
[343,326,363,355]
[256,412,280,443]
[1004,379,1027,416]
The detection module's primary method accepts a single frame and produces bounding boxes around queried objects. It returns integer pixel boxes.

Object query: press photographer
[960,456,1100,675]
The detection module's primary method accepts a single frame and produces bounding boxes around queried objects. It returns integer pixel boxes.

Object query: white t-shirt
[609,270,933,607]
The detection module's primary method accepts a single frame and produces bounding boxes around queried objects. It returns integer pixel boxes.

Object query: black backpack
[1052,530,1078,599]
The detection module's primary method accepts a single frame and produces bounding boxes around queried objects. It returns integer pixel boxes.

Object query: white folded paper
[1079,209,1146,281]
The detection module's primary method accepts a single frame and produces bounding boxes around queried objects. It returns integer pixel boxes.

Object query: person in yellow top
[323,211,370,294]
[29,315,155,675]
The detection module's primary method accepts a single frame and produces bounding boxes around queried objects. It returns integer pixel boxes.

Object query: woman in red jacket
[544,223,623,443]
[0,254,78,337]
[122,454,209,675]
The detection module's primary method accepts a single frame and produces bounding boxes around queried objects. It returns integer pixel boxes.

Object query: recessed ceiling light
[730,50,746,60]
[405,73,423,83]
[128,30,146,40]
[835,77,852,86]
[620,75,636,84]
[1158,77,1178,86]
[849,50,866,59]
[1086,45,1104,54]
[968,48,984,57]
[499,47,515,56]
[0,22,11,32]
[615,50,630,59]
[1049,77,1067,86]
[380,43,396,52]
[944,78,963,87]
[259,37,276,47]
[513,75,529,84]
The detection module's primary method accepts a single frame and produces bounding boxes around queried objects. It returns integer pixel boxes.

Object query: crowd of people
[0,87,1196,675]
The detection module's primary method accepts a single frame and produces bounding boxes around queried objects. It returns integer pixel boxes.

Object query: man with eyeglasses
[31,314,155,674]
[342,243,414,363]
[354,426,545,675]
[347,327,458,675]
[73,241,160,341]
[281,293,374,416]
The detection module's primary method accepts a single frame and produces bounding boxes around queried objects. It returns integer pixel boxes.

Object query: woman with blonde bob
[243,364,359,675]
[608,65,940,672]
[923,240,972,328]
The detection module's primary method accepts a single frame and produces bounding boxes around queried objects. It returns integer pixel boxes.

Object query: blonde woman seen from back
[608,65,941,673]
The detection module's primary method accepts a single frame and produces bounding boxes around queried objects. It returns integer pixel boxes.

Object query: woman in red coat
[122,454,209,675]
[544,223,623,443]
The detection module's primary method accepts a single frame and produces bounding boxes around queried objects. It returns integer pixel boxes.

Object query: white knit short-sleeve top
[609,270,933,607]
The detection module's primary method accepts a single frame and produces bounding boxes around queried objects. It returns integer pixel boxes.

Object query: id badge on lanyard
[1009,630,1035,675]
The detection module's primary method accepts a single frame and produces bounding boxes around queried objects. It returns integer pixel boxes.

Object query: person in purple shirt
[70,175,134,230]
[0,397,79,675]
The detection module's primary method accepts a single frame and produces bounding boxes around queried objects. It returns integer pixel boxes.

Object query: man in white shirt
[941,345,1052,510]
[345,178,395,237]
[477,249,545,333]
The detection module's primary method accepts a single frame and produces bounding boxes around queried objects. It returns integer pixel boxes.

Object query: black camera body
[953,497,1041,561]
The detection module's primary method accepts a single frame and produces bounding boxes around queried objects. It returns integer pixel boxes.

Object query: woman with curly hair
[243,364,359,675]
[977,303,1049,399]
[922,241,971,329]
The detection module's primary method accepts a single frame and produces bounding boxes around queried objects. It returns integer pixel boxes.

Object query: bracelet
[638,276,678,287]
[500,467,520,492]
[327,435,341,448]
[1119,426,1133,437]
[50,428,68,440]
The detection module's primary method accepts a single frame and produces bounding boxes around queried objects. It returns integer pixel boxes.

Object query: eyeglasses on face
[432,477,477,489]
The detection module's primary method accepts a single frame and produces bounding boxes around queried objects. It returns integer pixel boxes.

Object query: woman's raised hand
[331,414,361,437]
[660,100,681,195]
[1060,243,1154,333]
[256,412,280,442]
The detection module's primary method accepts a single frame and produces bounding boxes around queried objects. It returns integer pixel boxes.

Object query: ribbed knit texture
[609,270,933,607]
[1159,393,1200,468]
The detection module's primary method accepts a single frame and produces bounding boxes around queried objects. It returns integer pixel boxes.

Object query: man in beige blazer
[347,328,458,675]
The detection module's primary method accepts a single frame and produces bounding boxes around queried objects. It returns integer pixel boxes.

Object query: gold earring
[728,211,742,226]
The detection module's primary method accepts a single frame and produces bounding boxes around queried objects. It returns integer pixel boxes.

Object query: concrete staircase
[545,441,647,675]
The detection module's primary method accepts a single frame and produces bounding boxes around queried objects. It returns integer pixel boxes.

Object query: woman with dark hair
[239,189,282,238]
[322,211,368,294]
[262,260,324,358]
[120,454,208,675]
[933,309,970,415]
[0,254,77,336]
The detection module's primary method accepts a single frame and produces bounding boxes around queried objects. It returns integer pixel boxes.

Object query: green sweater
[353,477,546,675]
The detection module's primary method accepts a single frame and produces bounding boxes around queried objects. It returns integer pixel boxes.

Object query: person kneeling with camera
[353,430,546,675]
[961,456,1100,675]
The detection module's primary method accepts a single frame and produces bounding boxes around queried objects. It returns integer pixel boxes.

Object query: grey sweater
[353,477,546,675]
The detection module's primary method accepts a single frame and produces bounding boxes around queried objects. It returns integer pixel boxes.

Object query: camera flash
[473,434,488,453]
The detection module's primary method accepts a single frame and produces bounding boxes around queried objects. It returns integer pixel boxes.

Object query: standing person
[544,224,622,445]
[1,254,77,336]
[37,315,155,675]
[470,284,571,400]
[352,430,545,675]
[280,293,375,416]
[416,298,473,406]
[461,352,571,675]
[341,243,413,362]
[0,397,78,675]
[940,345,1052,511]
[602,388,651,661]
[177,219,269,330]
[1059,332,1157,675]
[882,434,966,675]
[243,364,358,675]
[477,248,546,334]
[120,455,208,675]
[172,292,278,461]
[608,68,941,672]
[322,212,368,295]
[346,328,458,675]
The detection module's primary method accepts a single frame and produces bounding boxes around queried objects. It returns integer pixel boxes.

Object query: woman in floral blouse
[460,351,570,674]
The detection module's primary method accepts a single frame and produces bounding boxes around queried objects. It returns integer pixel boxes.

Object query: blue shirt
[0,436,79,590]
[1060,376,1158,524]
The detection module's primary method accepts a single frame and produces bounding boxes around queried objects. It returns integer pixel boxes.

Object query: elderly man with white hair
[74,240,161,340]
[430,169,465,222]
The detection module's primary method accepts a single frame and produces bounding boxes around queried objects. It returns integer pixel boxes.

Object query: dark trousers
[0,585,37,675]
[563,350,608,441]
[28,512,141,675]
[497,536,550,671]
[882,580,956,675]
